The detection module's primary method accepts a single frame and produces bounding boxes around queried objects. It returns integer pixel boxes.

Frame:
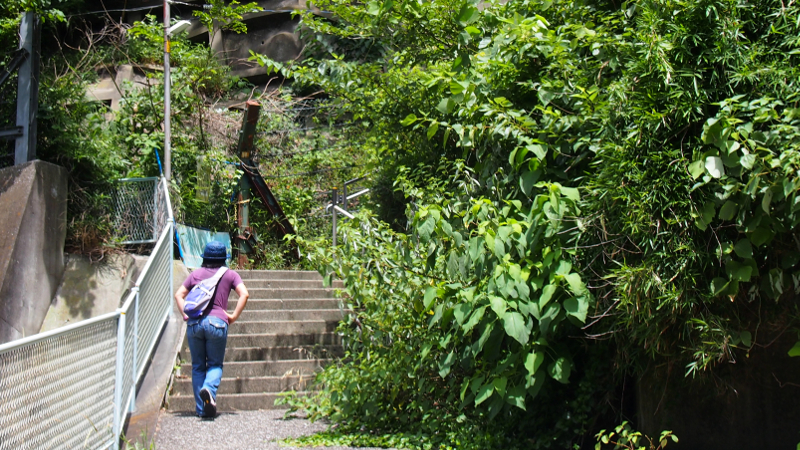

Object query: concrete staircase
[167,270,345,412]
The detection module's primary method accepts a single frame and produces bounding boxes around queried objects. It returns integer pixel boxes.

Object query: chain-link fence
[0,177,174,450]
[0,315,118,450]
[113,177,160,244]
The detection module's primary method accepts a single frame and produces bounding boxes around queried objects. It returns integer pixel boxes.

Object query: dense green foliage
[4,0,800,445]
[254,0,800,445]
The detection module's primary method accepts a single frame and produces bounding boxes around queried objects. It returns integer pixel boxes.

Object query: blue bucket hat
[201,241,228,261]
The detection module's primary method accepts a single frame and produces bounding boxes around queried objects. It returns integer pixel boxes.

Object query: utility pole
[14,12,40,165]
[163,0,171,181]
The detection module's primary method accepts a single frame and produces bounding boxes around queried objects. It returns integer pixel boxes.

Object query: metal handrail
[0,310,120,354]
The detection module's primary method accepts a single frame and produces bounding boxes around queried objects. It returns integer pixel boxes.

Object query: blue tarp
[176,224,232,269]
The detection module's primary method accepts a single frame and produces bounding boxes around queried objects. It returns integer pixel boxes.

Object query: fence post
[153,179,159,242]
[332,187,338,247]
[112,310,126,450]
[130,287,140,412]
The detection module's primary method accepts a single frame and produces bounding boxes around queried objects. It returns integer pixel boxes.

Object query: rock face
[167,270,347,412]
[0,160,68,344]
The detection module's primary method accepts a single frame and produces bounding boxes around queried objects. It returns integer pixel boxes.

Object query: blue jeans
[186,315,228,416]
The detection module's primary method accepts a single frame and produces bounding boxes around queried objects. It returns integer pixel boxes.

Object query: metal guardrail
[0,177,174,450]
[328,177,370,247]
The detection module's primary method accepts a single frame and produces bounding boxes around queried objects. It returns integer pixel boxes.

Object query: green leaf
[438,351,455,377]
[424,286,438,310]
[457,4,480,25]
[750,227,772,246]
[494,236,505,259]
[711,277,729,295]
[726,260,752,282]
[426,121,439,140]
[502,311,529,345]
[490,296,507,319]
[555,260,572,275]
[400,113,417,126]
[474,382,494,406]
[437,97,455,115]
[740,154,756,169]
[417,215,436,242]
[525,351,545,375]
[688,160,705,179]
[468,237,484,260]
[547,357,572,384]
[705,156,725,178]
[454,302,472,325]
[565,273,588,296]
[527,144,547,160]
[560,186,580,202]
[520,169,540,196]
[563,296,588,322]
[788,341,800,357]
[465,25,481,35]
[734,239,753,259]
[447,252,460,278]
[539,284,556,308]
[740,331,752,347]
[762,188,774,214]
[719,201,737,220]
[538,88,555,105]
[505,384,527,411]
[492,377,508,397]
[462,305,486,333]
[694,201,716,230]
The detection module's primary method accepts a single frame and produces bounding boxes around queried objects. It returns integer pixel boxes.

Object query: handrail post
[112,310,126,450]
[343,182,348,211]
[130,287,140,413]
[332,187,338,247]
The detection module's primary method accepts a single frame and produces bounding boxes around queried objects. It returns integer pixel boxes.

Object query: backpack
[184,267,228,319]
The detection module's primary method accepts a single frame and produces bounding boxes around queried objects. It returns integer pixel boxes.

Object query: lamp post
[163,0,171,181]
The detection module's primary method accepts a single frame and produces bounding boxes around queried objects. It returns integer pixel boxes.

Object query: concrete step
[179,359,328,378]
[235,309,347,322]
[229,320,340,335]
[226,332,342,348]
[167,392,305,411]
[228,299,345,311]
[182,345,344,363]
[241,279,343,289]
[171,375,315,396]
[181,333,343,356]
[243,288,337,300]
[239,270,322,281]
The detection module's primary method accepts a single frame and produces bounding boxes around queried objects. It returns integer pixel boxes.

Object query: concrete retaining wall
[637,334,800,449]
[0,160,68,344]
[39,253,148,333]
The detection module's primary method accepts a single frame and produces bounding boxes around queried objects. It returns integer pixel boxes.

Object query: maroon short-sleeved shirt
[182,268,243,324]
